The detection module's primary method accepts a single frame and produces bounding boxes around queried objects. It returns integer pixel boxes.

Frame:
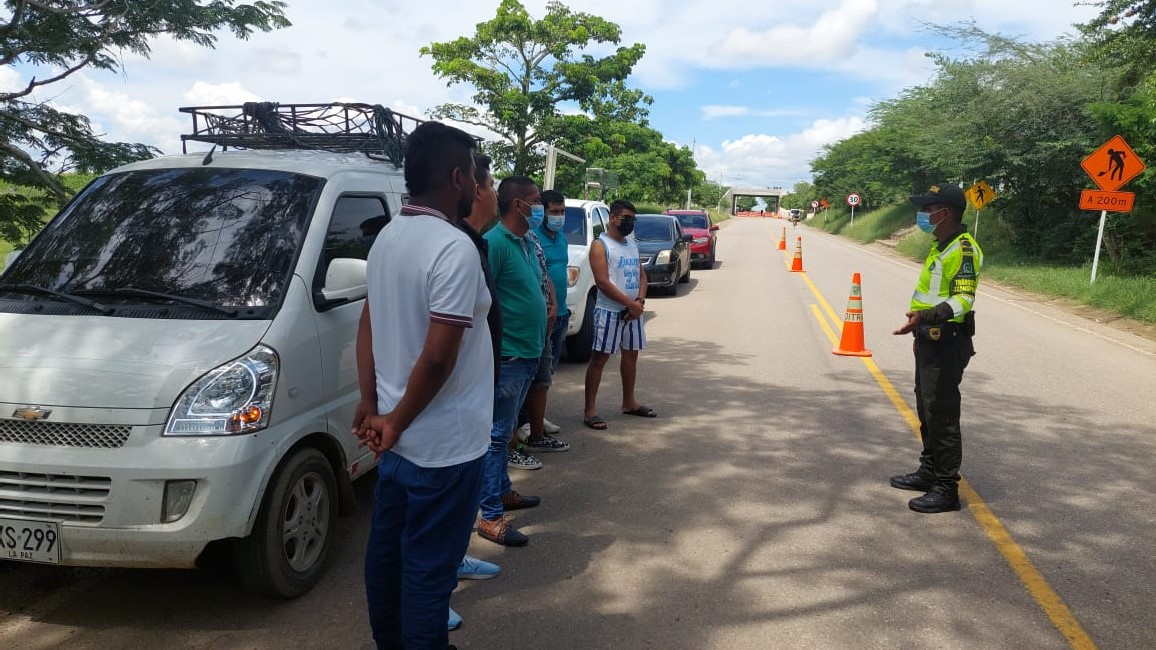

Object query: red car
[664,209,718,268]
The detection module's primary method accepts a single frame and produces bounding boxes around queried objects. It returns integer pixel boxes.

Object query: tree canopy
[1,0,290,242]
[422,0,646,176]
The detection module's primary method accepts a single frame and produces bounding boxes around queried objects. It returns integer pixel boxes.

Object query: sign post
[1080,135,1145,283]
[964,180,997,239]
[846,193,861,225]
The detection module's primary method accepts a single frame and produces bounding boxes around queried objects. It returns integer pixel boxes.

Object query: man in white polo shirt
[353,121,491,650]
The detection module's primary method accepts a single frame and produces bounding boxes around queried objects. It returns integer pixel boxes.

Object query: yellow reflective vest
[909,231,983,324]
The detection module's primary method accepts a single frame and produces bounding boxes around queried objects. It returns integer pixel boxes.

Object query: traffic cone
[777,227,787,250]
[789,237,804,272]
[833,272,872,357]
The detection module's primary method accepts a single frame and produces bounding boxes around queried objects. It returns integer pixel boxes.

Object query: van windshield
[563,206,588,245]
[0,168,323,317]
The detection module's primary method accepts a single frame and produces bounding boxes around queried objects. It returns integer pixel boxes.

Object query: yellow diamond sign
[965,181,996,210]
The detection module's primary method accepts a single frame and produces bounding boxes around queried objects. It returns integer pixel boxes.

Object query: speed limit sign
[811,200,819,209]
[846,193,861,206]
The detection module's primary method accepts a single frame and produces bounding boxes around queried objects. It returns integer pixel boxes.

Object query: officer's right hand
[893,311,920,335]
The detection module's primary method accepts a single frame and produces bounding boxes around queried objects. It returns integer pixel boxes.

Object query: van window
[315,196,390,292]
[0,168,324,316]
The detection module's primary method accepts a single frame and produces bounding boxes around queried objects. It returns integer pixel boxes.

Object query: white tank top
[595,233,641,311]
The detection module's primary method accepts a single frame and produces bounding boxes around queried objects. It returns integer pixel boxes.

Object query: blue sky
[2,0,1101,192]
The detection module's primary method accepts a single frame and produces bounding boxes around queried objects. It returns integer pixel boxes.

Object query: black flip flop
[622,405,657,418]
[583,416,608,430]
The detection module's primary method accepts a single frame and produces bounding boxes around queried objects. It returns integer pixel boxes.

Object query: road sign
[811,200,819,209]
[846,193,860,207]
[1081,135,1145,192]
[965,181,996,210]
[819,199,830,209]
[1079,189,1135,213]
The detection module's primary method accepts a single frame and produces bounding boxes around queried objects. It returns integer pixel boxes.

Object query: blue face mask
[546,214,566,232]
[525,203,544,230]
[916,210,936,233]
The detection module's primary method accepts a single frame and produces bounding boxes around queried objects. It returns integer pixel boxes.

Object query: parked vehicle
[664,209,718,268]
[0,103,414,598]
[560,198,609,362]
[634,214,691,295]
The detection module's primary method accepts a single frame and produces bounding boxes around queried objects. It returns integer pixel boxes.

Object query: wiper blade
[0,284,114,314]
[74,287,238,317]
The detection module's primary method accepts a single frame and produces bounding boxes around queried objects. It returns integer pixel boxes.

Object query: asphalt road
[2,217,1154,649]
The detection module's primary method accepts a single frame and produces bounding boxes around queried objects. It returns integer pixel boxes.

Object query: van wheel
[679,264,690,283]
[236,448,337,598]
[565,291,596,363]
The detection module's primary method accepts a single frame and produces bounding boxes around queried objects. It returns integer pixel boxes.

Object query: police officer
[890,183,983,513]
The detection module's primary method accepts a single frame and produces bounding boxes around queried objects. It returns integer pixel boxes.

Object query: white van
[560,198,609,362]
[0,138,401,596]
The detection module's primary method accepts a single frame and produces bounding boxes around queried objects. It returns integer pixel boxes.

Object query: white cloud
[0,66,23,93]
[696,116,867,187]
[702,105,750,120]
[182,81,262,107]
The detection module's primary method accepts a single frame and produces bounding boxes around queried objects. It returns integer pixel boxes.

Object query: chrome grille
[0,471,110,524]
[639,255,653,264]
[0,419,131,448]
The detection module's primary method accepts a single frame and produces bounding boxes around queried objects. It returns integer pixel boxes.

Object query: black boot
[889,471,935,492]
[908,489,961,513]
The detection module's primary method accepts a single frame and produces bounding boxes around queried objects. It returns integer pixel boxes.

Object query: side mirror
[709,224,719,232]
[3,249,21,271]
[319,258,368,305]
[680,234,693,243]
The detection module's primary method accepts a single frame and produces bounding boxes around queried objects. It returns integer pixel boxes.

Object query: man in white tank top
[582,200,658,430]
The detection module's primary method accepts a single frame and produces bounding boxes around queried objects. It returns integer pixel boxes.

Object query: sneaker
[525,433,570,453]
[908,490,961,513]
[516,422,531,443]
[890,471,935,492]
[457,555,500,580]
[477,516,528,546]
[448,607,462,631]
[508,446,542,470]
[542,417,561,434]
[501,490,540,511]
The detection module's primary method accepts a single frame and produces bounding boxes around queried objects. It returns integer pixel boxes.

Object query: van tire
[565,291,596,363]
[235,448,337,598]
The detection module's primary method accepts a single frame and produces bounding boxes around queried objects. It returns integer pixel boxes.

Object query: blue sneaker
[457,555,501,580]
[448,607,462,631]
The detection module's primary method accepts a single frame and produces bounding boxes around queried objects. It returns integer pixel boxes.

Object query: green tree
[421,0,646,175]
[1,0,290,242]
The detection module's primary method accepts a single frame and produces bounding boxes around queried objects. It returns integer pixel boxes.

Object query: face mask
[546,214,566,232]
[916,210,936,233]
[523,202,544,230]
[618,216,636,236]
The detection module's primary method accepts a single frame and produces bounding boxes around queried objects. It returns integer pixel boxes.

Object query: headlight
[567,265,580,287]
[165,345,279,436]
[693,236,710,244]
[656,250,672,264]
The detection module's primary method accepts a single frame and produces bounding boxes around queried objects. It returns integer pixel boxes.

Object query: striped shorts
[591,307,646,355]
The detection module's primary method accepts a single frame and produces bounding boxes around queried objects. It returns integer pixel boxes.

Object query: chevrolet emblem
[13,406,52,421]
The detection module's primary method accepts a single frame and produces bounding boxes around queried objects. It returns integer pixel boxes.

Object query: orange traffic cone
[789,237,804,272]
[833,272,872,357]
[777,227,787,250]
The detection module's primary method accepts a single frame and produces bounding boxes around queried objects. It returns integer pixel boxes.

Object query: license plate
[0,517,62,564]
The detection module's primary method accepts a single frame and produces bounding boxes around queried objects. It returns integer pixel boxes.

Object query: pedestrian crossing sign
[965,181,996,210]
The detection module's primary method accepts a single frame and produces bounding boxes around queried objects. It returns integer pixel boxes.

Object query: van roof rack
[179,102,427,166]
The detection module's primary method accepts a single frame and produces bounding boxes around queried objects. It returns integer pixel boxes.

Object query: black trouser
[913,326,973,495]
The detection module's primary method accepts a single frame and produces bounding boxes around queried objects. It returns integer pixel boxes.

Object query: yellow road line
[799,262,1097,650]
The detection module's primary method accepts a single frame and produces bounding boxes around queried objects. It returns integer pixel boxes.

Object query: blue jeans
[365,451,484,650]
[480,356,538,520]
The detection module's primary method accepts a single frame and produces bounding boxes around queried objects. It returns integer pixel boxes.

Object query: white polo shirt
[366,206,493,468]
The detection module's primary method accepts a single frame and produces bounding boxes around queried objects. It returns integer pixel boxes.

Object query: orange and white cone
[789,237,804,272]
[833,272,872,357]
[778,227,787,250]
